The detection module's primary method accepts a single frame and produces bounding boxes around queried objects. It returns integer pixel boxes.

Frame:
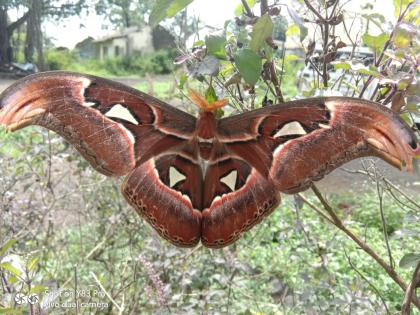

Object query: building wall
[128,26,154,54]
[98,37,127,59]
[95,26,160,60]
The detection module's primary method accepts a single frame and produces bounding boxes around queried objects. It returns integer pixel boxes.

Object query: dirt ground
[0,78,15,93]
[1,77,419,194]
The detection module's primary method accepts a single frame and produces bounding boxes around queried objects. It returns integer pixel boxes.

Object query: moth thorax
[196,111,217,139]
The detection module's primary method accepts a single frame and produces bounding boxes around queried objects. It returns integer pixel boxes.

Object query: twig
[375,171,395,269]
[269,61,284,103]
[344,250,391,314]
[297,193,334,224]
[402,261,420,315]
[342,167,420,209]
[90,271,124,312]
[359,2,413,97]
[303,0,325,22]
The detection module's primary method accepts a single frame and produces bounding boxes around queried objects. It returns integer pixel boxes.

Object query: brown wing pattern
[1,72,419,248]
[0,71,196,176]
[200,97,419,247]
[218,97,419,192]
[0,71,202,247]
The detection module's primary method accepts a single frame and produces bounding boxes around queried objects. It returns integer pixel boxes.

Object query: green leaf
[406,5,420,25]
[8,275,18,284]
[192,40,205,47]
[29,285,46,294]
[284,54,300,62]
[250,14,274,52]
[166,0,194,18]
[286,24,300,37]
[205,35,226,59]
[287,7,308,42]
[362,33,388,51]
[0,239,16,257]
[178,73,188,89]
[149,0,193,27]
[394,22,417,48]
[0,262,21,277]
[393,0,411,17]
[28,257,39,271]
[234,0,257,16]
[299,26,308,42]
[149,0,171,27]
[356,65,382,78]
[332,61,351,70]
[399,253,420,268]
[205,86,217,104]
[234,49,262,85]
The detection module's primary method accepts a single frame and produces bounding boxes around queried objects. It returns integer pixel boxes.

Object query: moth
[0,72,418,248]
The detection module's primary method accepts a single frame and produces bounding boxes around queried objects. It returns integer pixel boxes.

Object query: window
[115,46,120,56]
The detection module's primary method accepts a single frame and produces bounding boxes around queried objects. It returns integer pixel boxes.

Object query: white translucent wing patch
[273,121,307,138]
[169,166,186,188]
[220,170,237,191]
[105,104,139,125]
[83,101,97,107]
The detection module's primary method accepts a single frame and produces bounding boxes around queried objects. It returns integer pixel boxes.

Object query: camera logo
[14,293,26,305]
[14,293,39,305]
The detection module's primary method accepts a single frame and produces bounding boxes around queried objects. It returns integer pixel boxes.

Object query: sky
[43,0,396,49]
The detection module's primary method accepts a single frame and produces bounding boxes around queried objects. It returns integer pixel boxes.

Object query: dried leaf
[391,91,406,112]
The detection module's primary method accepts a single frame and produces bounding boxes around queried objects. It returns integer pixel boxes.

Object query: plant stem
[402,261,420,314]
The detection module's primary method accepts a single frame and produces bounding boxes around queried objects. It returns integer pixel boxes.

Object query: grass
[1,127,419,314]
[134,80,176,100]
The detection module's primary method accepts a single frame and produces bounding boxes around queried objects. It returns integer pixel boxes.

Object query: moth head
[188,89,229,112]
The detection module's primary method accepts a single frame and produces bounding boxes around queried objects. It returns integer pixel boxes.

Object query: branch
[402,261,420,315]
[260,0,269,15]
[7,10,31,36]
[359,2,413,98]
[310,184,420,309]
[303,0,325,22]
[240,0,254,17]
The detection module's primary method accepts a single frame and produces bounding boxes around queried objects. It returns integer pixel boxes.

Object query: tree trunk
[25,0,44,70]
[33,0,44,70]
[25,8,35,63]
[0,5,10,65]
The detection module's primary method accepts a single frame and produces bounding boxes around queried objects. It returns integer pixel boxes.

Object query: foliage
[0,132,419,313]
[45,49,78,71]
[149,0,193,27]
[94,0,154,28]
[45,49,176,77]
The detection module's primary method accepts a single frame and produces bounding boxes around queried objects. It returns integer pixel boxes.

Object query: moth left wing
[0,71,196,176]
[218,97,419,193]
[201,154,280,247]
[0,71,206,247]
